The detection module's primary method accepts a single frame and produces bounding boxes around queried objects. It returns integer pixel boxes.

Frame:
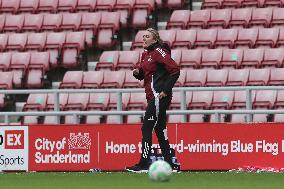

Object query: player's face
[142,31,157,49]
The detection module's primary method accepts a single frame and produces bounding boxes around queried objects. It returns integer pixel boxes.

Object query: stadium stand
[3,0,284,125]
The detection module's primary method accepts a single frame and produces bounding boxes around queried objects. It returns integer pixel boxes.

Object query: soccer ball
[148,160,172,182]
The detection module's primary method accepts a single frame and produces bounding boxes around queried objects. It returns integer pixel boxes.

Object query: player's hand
[159,91,167,99]
[133,68,140,75]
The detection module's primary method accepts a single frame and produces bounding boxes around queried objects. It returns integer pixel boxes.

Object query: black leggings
[140,96,172,164]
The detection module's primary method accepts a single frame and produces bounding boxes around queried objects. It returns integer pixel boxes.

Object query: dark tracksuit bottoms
[140,95,172,164]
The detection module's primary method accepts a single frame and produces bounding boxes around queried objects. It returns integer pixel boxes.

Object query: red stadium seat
[10,52,31,88]
[101,70,126,88]
[262,48,284,67]
[45,32,66,67]
[211,90,234,110]
[45,32,66,49]
[158,30,176,48]
[0,71,13,89]
[105,115,124,124]
[117,50,140,70]
[268,68,284,85]
[247,68,270,86]
[230,114,247,123]
[200,48,222,68]
[229,8,252,28]
[82,71,104,88]
[38,0,58,13]
[255,28,279,48]
[60,13,82,31]
[22,14,43,32]
[26,32,47,51]
[249,7,272,28]
[220,49,243,68]
[42,13,62,32]
[126,115,143,123]
[114,0,135,28]
[171,49,182,65]
[0,15,5,32]
[169,92,182,110]
[46,93,68,110]
[7,33,28,51]
[22,115,39,125]
[235,28,258,48]
[0,33,8,51]
[275,90,284,108]
[253,90,276,109]
[64,93,90,124]
[59,71,84,89]
[3,14,24,33]
[123,71,144,88]
[23,93,48,111]
[275,28,284,47]
[226,69,249,86]
[240,48,264,68]
[184,69,207,87]
[174,69,186,87]
[131,0,155,29]
[180,49,202,69]
[87,93,110,110]
[22,93,46,124]
[252,114,269,123]
[205,69,228,87]
[96,12,121,49]
[85,115,101,124]
[252,89,275,122]
[187,9,210,29]
[271,8,284,28]
[76,0,96,12]
[207,9,231,29]
[202,0,222,8]
[0,52,11,71]
[189,91,213,109]
[194,29,217,49]
[96,51,119,70]
[166,10,191,30]
[167,0,185,9]
[26,51,50,88]
[242,0,265,7]
[62,31,85,68]
[127,92,147,110]
[1,0,20,13]
[95,0,116,11]
[188,114,209,123]
[64,93,89,110]
[131,30,145,50]
[107,92,130,110]
[168,115,185,123]
[57,0,77,12]
[19,0,39,13]
[215,28,238,49]
[79,12,101,47]
[232,90,256,109]
[222,0,244,8]
[264,0,284,7]
[172,29,196,49]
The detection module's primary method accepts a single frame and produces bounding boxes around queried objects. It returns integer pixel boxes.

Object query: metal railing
[1,86,284,124]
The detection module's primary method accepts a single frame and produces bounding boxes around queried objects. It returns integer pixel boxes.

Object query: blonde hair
[146,28,162,44]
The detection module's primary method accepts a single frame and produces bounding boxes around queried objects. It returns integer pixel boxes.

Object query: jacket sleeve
[152,48,180,94]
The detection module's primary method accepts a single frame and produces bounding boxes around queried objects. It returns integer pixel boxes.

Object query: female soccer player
[126,28,180,172]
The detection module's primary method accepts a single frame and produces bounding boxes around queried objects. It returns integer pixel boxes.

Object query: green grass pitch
[1,172,284,189]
